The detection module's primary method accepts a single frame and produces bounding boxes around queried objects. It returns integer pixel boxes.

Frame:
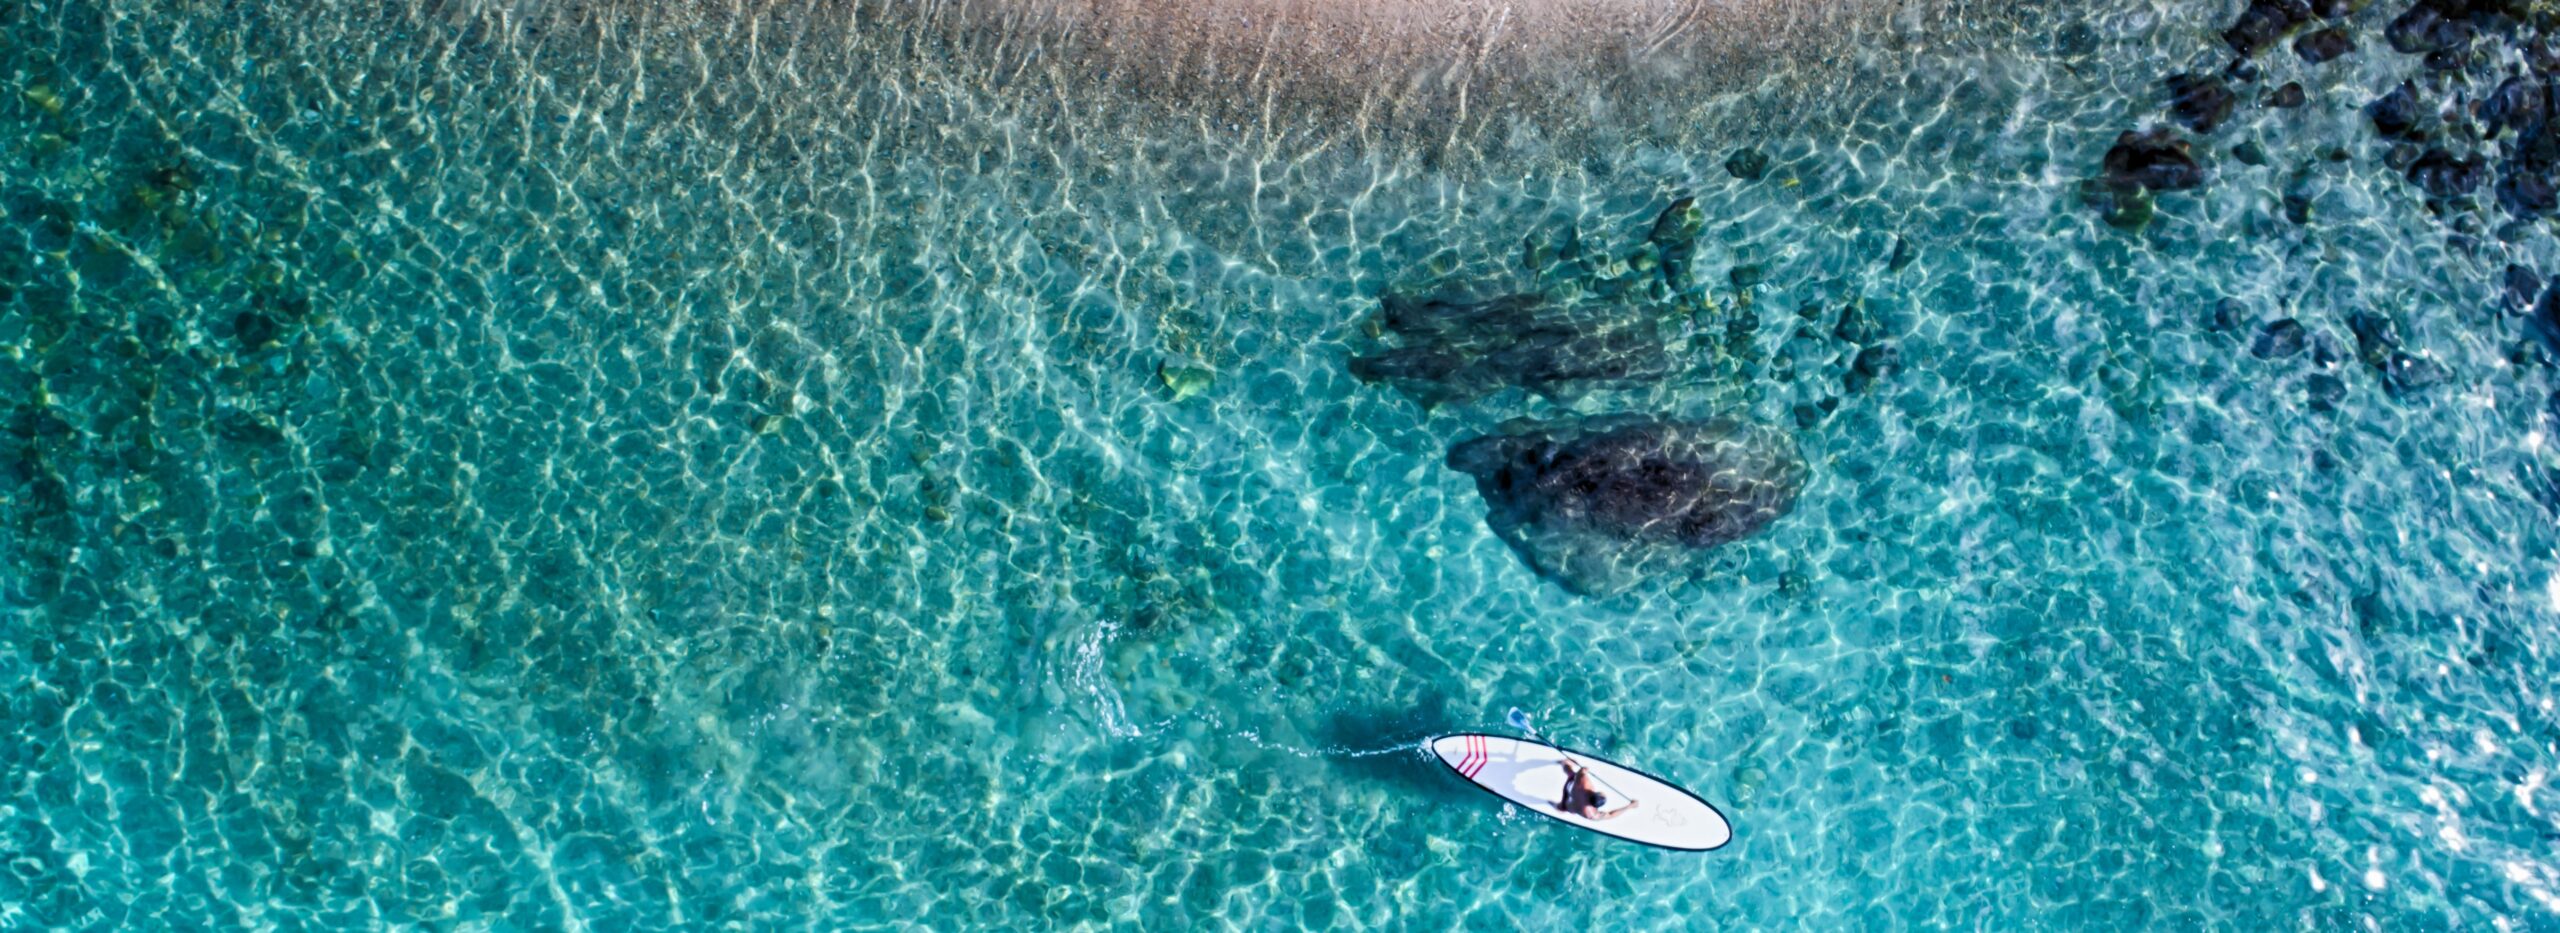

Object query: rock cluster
[1349,187,1834,595]
[1445,416,1805,597]
[1346,293,1674,407]
[2096,1,2560,405]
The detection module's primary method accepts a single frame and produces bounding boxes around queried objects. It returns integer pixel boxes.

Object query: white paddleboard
[1431,733,1732,851]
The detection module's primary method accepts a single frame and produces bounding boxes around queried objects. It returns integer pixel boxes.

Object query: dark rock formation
[1649,196,1704,245]
[2081,182,2156,231]
[1647,197,1706,286]
[2481,75,2546,140]
[1445,416,1805,595]
[1792,398,1838,429]
[2283,189,2314,224]
[2296,27,2356,62]
[2504,264,2542,313]
[2253,319,2310,358]
[233,311,280,351]
[2385,3,2474,55]
[1349,293,1674,407]
[2408,149,2489,198]
[2226,0,2315,57]
[2102,128,2208,191]
[2498,166,2559,215]
[1834,299,1891,344]
[2531,283,2560,353]
[2212,298,2248,331]
[2381,352,2450,396]
[2346,311,2402,367]
[1846,344,1901,392]
[2369,82,2424,138]
[1725,148,1770,181]
[2343,311,2452,397]
[2267,82,2309,108]
[2167,73,2238,133]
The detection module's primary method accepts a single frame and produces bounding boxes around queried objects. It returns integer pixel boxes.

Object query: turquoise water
[6,0,2560,927]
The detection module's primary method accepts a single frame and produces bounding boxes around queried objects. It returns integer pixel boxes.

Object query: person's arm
[1589,800,1641,821]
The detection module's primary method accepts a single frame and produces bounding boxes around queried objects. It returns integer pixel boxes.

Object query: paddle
[1506,707,1635,804]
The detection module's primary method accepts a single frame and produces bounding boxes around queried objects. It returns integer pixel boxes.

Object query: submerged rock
[2407,149,2488,198]
[1846,344,1901,392]
[2283,189,2314,224]
[1445,416,1805,596]
[1649,196,1704,245]
[2536,284,2560,353]
[2267,82,2309,108]
[2338,310,2449,396]
[1644,198,1707,287]
[2252,318,2309,358]
[1157,358,1215,401]
[2381,352,2450,396]
[2081,181,2156,231]
[2212,298,2248,331]
[2102,128,2207,191]
[2346,310,2402,367]
[1792,398,1838,429]
[2384,3,2473,55]
[2225,0,2315,56]
[2295,27,2355,63]
[2369,82,2424,138]
[2504,264,2542,313]
[2497,167,2558,216]
[2167,73,2238,133]
[2481,76,2546,139]
[1349,292,1673,407]
[234,311,280,351]
[1834,299,1891,344]
[1725,148,1770,181]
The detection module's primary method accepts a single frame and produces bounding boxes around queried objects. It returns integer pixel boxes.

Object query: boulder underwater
[1444,415,1805,596]
[1348,292,1675,408]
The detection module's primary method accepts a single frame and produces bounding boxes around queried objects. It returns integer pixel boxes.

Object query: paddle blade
[1505,707,1533,732]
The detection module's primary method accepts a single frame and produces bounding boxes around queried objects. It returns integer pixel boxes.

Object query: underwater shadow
[1315,705,1478,804]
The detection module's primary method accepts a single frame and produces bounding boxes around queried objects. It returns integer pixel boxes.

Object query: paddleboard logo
[1453,734,1490,779]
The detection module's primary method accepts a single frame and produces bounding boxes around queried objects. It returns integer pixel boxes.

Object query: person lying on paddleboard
[1555,759,1639,820]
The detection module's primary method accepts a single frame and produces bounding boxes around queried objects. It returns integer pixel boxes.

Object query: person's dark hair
[1589,792,1608,808]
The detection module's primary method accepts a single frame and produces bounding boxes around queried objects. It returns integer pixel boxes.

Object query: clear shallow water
[5,0,2560,927]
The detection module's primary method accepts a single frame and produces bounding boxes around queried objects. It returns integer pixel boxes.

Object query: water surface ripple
[3,0,2558,928]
